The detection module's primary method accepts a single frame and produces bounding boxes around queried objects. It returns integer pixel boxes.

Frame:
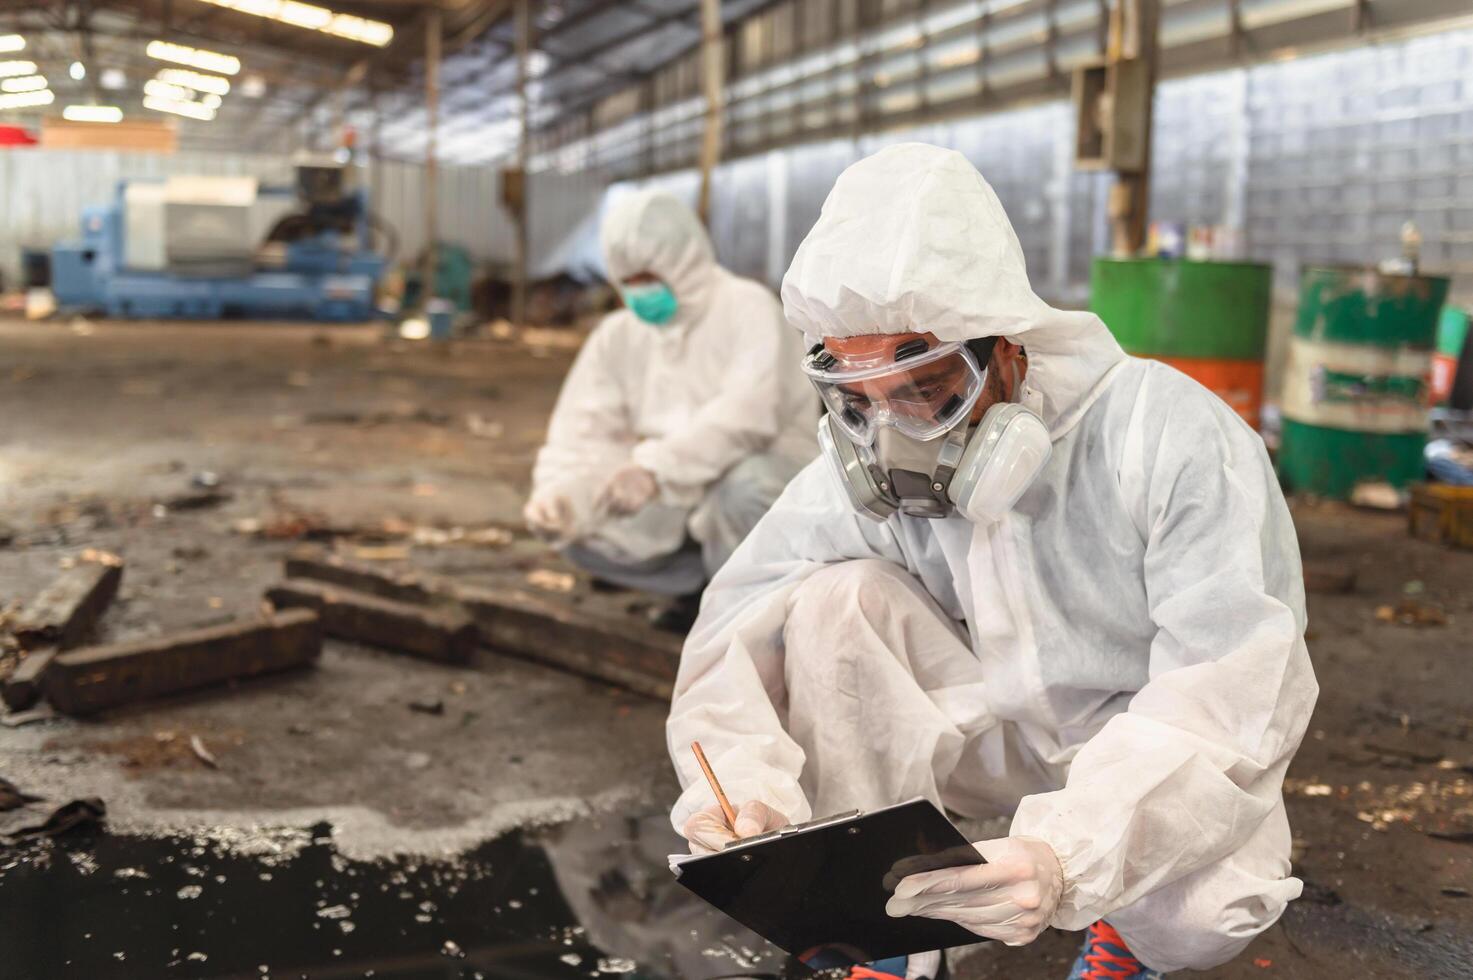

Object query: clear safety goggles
[802,337,990,445]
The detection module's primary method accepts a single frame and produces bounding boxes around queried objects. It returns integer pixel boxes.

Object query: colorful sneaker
[1066,922,1163,980]
[845,952,946,980]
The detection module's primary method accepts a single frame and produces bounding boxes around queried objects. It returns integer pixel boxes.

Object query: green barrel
[1090,258,1272,427]
[1279,267,1450,498]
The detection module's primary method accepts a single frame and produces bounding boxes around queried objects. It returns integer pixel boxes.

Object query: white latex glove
[681,801,789,855]
[596,463,658,517]
[885,836,1064,946]
[523,492,574,539]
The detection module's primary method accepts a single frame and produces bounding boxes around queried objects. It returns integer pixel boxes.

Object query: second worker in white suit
[524,190,817,629]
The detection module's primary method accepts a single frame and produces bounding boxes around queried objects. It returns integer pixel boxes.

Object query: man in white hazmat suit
[524,190,817,627]
[666,143,1318,979]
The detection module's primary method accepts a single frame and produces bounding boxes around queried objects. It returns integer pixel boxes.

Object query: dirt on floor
[1,318,1471,979]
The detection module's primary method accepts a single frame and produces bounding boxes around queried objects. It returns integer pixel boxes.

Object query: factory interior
[2,0,1473,977]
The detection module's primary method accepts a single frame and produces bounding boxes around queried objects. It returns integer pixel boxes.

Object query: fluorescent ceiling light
[144,79,197,102]
[193,0,392,47]
[100,67,127,90]
[0,61,37,78]
[201,93,222,109]
[0,75,47,93]
[155,68,230,95]
[0,89,53,110]
[69,61,85,80]
[0,35,24,53]
[143,94,215,121]
[63,105,124,123]
[146,40,241,75]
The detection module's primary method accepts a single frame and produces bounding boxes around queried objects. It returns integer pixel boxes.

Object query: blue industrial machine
[52,158,391,321]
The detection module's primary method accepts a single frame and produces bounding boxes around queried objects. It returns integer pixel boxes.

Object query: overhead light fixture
[146,40,241,75]
[63,105,124,123]
[100,67,127,90]
[143,94,215,121]
[155,68,230,95]
[0,61,38,78]
[144,79,198,102]
[192,0,392,47]
[0,35,24,54]
[69,61,85,80]
[0,89,53,110]
[0,75,47,93]
[200,93,222,109]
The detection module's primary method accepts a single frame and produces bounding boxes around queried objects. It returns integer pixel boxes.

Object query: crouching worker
[666,144,1318,978]
[524,190,817,630]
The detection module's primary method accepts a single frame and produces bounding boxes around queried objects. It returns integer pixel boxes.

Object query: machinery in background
[51,157,392,321]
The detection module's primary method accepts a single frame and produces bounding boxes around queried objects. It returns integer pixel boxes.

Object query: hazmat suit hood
[601,190,717,326]
[781,142,1127,438]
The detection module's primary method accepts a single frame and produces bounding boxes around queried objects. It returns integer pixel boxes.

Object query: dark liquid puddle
[0,814,786,979]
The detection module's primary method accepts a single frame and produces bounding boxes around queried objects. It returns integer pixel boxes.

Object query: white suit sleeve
[632,285,792,491]
[1010,398,1318,929]
[531,316,634,499]
[665,462,911,831]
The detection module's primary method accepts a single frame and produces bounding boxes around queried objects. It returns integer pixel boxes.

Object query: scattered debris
[0,777,42,812]
[408,699,445,715]
[190,735,220,769]
[265,580,477,665]
[526,569,576,593]
[161,489,230,512]
[1350,481,1404,511]
[1363,733,1445,764]
[1374,598,1449,627]
[465,413,504,439]
[1301,559,1356,595]
[2,797,106,842]
[0,703,57,728]
[303,407,452,427]
[1442,886,1471,898]
[351,544,412,562]
[43,610,322,716]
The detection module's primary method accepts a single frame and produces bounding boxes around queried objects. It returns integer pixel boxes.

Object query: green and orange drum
[1278,267,1449,498]
[1090,257,1272,429]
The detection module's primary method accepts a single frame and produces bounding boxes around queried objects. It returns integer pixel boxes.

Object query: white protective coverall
[665,144,1318,972]
[531,190,817,593]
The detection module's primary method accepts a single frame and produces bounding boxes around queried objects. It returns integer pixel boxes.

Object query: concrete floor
[2,319,1471,979]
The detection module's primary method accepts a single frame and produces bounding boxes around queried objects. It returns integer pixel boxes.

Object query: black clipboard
[671,798,986,968]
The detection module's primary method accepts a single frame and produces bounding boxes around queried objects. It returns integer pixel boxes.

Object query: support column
[512,0,530,330]
[696,0,724,225]
[424,7,442,312]
[1108,0,1160,256]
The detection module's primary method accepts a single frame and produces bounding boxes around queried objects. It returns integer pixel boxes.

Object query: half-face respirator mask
[802,335,1051,523]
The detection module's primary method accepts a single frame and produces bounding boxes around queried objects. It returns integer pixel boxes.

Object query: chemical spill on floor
[0,812,786,979]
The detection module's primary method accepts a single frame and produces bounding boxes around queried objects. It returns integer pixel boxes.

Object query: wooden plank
[266,580,477,665]
[455,585,680,701]
[283,547,439,604]
[13,560,124,651]
[281,547,681,699]
[2,647,60,712]
[43,610,322,716]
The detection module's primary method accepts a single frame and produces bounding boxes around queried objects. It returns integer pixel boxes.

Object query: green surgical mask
[621,282,678,326]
